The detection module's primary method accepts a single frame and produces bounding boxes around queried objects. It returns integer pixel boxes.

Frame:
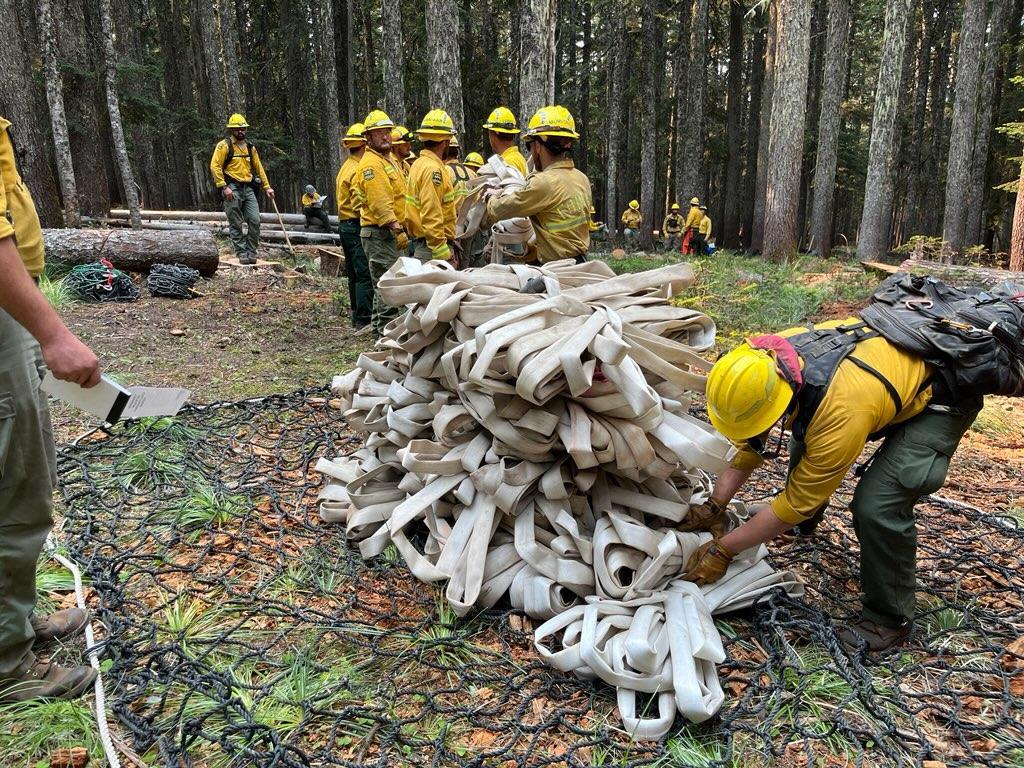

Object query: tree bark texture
[42,228,220,275]
[750,2,777,252]
[762,0,811,262]
[217,0,244,112]
[36,0,80,227]
[741,17,766,246]
[671,0,691,205]
[941,0,987,255]
[426,0,465,132]
[605,15,625,230]
[807,0,850,255]
[519,0,552,125]
[317,0,343,188]
[196,0,226,121]
[721,0,745,248]
[922,2,953,235]
[380,0,407,124]
[856,0,912,262]
[638,0,662,249]
[679,0,709,202]
[99,0,141,227]
[1012,160,1024,272]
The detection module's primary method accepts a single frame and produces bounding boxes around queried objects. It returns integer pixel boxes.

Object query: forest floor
[6,248,1022,767]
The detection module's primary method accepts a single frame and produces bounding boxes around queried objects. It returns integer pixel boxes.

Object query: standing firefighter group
[622,196,712,254]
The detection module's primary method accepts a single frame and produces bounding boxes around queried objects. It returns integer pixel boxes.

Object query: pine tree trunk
[577,4,591,175]
[545,0,557,104]
[807,0,849,256]
[903,0,934,238]
[762,0,811,262]
[380,0,407,124]
[36,0,80,227]
[741,17,766,247]
[345,0,356,122]
[679,0,708,201]
[941,0,987,257]
[720,0,745,249]
[671,0,691,205]
[750,2,777,252]
[638,0,662,250]
[922,4,953,236]
[196,0,226,120]
[217,0,243,112]
[519,0,552,125]
[425,0,464,132]
[318,0,343,186]
[605,15,625,231]
[1012,159,1024,272]
[963,0,1008,248]
[98,0,141,227]
[856,0,912,262]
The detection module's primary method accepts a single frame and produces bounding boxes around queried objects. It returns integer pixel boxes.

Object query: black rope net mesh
[56,390,1024,768]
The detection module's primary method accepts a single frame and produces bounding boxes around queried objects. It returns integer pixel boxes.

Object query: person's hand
[678,498,729,536]
[265,187,275,199]
[682,538,735,586]
[222,186,234,202]
[396,231,409,251]
[42,331,101,388]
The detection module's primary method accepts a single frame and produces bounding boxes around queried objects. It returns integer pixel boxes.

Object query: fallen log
[109,207,339,229]
[43,228,220,276]
[898,258,1022,285]
[95,218,340,245]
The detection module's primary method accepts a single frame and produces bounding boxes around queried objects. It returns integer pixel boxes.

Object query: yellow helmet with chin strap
[363,109,395,132]
[525,105,579,139]
[483,106,520,135]
[342,123,366,146]
[628,199,639,210]
[415,109,456,140]
[464,152,484,168]
[226,113,249,129]
[706,343,795,442]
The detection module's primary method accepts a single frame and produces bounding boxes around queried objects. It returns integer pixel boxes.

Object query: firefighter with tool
[406,109,459,266]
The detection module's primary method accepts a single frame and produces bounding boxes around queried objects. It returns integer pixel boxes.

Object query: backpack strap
[223,140,257,186]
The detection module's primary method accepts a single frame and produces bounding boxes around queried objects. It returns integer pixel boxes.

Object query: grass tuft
[0,698,104,765]
[156,484,248,533]
[39,274,77,311]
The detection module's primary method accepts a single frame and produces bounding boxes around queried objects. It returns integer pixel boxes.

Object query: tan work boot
[31,608,89,645]
[0,659,97,703]
[837,617,911,653]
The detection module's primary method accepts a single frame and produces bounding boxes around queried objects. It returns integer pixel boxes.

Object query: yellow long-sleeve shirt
[209,139,270,189]
[621,208,642,228]
[335,155,362,220]
[0,117,44,276]
[354,148,407,228]
[699,215,712,237]
[730,319,934,525]
[301,192,323,208]
[501,145,529,178]
[407,150,456,260]
[663,212,684,234]
[485,159,592,263]
[684,205,702,229]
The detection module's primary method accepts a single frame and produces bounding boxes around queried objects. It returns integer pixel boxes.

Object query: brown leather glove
[678,498,728,536]
[395,231,410,252]
[682,538,736,586]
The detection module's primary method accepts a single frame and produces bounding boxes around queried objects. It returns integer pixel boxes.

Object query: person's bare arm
[709,466,754,506]
[719,503,793,552]
[0,236,101,387]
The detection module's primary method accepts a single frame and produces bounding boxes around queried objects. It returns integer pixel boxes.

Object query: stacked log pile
[103,209,339,246]
[316,257,803,739]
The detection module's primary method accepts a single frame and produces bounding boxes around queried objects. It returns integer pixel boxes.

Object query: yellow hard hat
[363,109,395,132]
[464,151,484,168]
[690,197,700,205]
[226,113,249,129]
[483,106,520,135]
[706,344,794,442]
[448,134,461,149]
[589,206,596,214]
[342,122,366,146]
[391,126,414,144]
[415,109,456,140]
[629,199,639,209]
[525,105,579,139]
[671,202,680,211]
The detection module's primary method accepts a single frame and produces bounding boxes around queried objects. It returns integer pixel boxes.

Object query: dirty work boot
[239,253,257,265]
[837,617,911,653]
[0,659,97,703]
[31,608,89,645]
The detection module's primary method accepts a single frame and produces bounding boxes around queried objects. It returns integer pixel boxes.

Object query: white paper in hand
[41,372,190,424]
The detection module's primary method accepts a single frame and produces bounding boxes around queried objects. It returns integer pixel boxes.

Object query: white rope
[45,537,122,768]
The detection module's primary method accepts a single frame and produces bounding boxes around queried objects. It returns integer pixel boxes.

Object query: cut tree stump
[43,228,220,276]
[316,246,346,277]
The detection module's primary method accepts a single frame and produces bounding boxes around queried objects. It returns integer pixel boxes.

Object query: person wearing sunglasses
[681,318,981,652]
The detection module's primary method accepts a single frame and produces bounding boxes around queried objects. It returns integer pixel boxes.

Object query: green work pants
[362,226,401,335]
[0,308,57,678]
[849,398,981,628]
[303,206,332,231]
[410,238,439,264]
[224,183,261,258]
[339,219,372,328]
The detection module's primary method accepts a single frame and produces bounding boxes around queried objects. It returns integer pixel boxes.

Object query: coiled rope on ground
[65,259,140,302]
[147,262,200,299]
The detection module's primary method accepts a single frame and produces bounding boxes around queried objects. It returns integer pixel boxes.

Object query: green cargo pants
[409,238,438,264]
[362,226,401,335]
[302,206,331,231]
[0,308,57,678]
[849,398,982,628]
[224,183,261,259]
[339,219,372,328]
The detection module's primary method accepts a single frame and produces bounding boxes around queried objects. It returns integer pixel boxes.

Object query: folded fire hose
[456,155,534,263]
[317,257,804,739]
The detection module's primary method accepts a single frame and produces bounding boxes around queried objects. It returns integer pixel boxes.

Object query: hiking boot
[837,617,911,653]
[31,608,89,645]
[239,253,257,265]
[0,660,97,703]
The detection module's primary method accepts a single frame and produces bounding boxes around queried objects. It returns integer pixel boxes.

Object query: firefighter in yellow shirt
[406,109,458,264]
[335,123,372,329]
[483,107,529,178]
[300,184,331,231]
[620,200,641,244]
[681,319,982,652]
[683,196,702,254]
[391,126,415,176]
[458,153,486,268]
[354,109,409,335]
[484,105,592,264]
[692,204,712,256]
[209,113,275,264]
[663,202,684,252]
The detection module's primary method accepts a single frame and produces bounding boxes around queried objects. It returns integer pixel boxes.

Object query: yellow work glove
[395,231,409,252]
[678,498,728,536]
[682,538,736,586]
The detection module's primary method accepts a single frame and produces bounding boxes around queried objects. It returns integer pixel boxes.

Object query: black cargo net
[56,391,1024,767]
